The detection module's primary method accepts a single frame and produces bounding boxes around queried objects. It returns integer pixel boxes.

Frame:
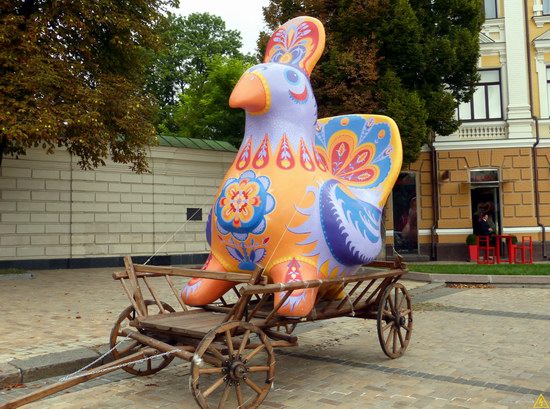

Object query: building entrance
[471,186,500,236]
[392,172,418,254]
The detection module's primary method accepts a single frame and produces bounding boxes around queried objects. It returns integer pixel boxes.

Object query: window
[544,0,550,15]
[546,67,550,116]
[484,0,498,19]
[457,70,502,121]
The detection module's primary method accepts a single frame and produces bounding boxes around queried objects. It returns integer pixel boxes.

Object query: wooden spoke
[383,308,395,320]
[397,291,406,311]
[207,345,226,363]
[244,377,263,395]
[225,330,234,357]
[191,321,275,409]
[109,300,176,376]
[235,384,244,407]
[118,340,140,355]
[244,344,265,363]
[248,365,270,373]
[203,377,226,398]
[217,383,231,409]
[382,321,393,332]
[385,327,394,350]
[397,327,405,348]
[377,283,413,359]
[387,296,396,316]
[237,330,251,356]
[199,367,225,375]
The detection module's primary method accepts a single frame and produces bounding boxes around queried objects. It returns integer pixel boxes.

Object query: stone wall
[0,146,235,267]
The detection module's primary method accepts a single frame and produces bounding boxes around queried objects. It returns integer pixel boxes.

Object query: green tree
[262,0,483,164]
[0,0,177,171]
[173,56,255,147]
[145,12,246,133]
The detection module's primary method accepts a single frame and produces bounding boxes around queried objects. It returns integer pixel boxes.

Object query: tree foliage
[262,0,483,164]
[145,12,246,134]
[173,56,255,147]
[0,0,178,171]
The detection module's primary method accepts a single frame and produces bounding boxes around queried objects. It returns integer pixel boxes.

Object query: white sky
[175,0,270,55]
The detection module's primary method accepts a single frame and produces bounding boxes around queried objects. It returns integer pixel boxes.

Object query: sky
[175,0,271,55]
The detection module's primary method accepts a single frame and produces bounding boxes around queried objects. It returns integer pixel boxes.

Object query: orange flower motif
[219,179,262,228]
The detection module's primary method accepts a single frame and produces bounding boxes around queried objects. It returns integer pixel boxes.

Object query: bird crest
[264,16,325,77]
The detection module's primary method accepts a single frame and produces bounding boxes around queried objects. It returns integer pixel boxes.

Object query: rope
[143,202,210,266]
[59,335,132,382]
[60,350,177,382]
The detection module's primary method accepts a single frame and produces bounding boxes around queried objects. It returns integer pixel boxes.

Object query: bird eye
[285,69,300,85]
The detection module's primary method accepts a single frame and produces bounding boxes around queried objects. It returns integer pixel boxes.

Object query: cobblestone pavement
[1,269,549,408]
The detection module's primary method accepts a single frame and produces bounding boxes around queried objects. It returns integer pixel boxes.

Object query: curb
[0,346,112,388]
[0,273,34,281]
[406,271,550,285]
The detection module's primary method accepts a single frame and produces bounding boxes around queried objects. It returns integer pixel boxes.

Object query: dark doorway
[392,172,418,254]
[471,186,500,236]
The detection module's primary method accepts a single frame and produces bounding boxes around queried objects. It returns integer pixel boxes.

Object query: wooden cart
[3,256,412,409]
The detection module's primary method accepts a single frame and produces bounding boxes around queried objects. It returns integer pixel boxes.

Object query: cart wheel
[190,321,275,409]
[377,283,413,359]
[110,300,176,376]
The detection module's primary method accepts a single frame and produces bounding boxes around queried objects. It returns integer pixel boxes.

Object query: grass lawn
[408,263,550,275]
[0,268,28,275]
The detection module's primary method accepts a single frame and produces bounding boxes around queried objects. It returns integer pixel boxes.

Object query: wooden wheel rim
[110,300,176,376]
[190,321,275,409]
[376,283,413,359]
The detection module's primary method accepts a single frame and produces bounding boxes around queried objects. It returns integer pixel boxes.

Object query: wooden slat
[247,293,270,321]
[164,275,188,311]
[133,264,257,283]
[242,269,403,296]
[119,279,144,316]
[124,256,147,316]
[142,276,166,313]
[336,281,363,310]
[264,290,294,323]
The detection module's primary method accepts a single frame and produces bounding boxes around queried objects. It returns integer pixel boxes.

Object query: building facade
[386,0,550,261]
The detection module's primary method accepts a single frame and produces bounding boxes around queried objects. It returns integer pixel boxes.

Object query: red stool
[514,236,533,264]
[477,236,495,264]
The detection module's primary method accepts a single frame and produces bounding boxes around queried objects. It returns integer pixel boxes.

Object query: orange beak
[229,72,268,114]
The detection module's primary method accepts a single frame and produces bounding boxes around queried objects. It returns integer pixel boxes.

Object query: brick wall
[0,146,235,264]
[437,148,540,243]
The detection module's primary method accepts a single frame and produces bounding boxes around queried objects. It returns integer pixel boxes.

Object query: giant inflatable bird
[181,16,402,317]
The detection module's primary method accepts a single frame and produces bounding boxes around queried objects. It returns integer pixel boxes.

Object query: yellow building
[386,0,550,261]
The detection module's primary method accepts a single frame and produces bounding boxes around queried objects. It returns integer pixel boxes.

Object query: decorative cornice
[433,138,536,151]
[479,32,495,44]
[533,15,550,28]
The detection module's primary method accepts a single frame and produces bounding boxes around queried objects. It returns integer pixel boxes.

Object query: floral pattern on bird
[252,134,270,169]
[315,115,392,189]
[299,138,315,172]
[215,170,275,238]
[236,137,252,170]
[264,18,321,75]
[281,258,308,311]
[220,235,270,271]
[276,134,296,170]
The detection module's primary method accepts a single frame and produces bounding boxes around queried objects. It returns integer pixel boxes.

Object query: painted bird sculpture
[181,16,402,317]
